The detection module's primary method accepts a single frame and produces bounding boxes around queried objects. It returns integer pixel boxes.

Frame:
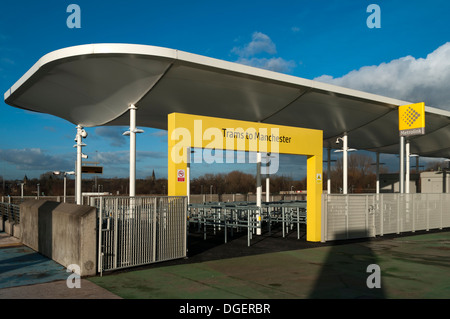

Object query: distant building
[380,173,419,193]
[379,171,450,193]
[420,171,450,193]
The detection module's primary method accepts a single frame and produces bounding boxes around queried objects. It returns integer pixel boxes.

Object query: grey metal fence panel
[3,196,76,205]
[323,193,450,242]
[324,194,375,240]
[95,196,187,273]
[347,195,370,238]
[380,194,400,235]
[0,202,20,224]
[323,195,348,241]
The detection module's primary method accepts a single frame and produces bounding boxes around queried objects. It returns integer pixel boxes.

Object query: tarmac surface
[1,225,450,301]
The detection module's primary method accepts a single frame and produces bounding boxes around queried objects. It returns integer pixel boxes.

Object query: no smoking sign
[177,169,185,182]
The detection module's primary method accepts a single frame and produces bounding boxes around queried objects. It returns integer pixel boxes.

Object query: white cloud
[231,32,277,57]
[236,57,297,73]
[149,130,167,137]
[314,42,450,110]
[0,148,73,171]
[96,150,166,166]
[232,32,296,73]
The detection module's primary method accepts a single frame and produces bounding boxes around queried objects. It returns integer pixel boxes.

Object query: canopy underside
[5,43,450,158]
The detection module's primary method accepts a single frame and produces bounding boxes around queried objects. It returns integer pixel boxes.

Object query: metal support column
[343,133,348,195]
[399,136,405,194]
[256,152,262,235]
[327,148,331,194]
[123,104,144,198]
[75,125,87,205]
[129,105,137,197]
[406,140,410,194]
[187,147,191,205]
[376,152,380,194]
[265,152,271,202]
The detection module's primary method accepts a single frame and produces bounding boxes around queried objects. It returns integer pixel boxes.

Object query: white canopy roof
[4,43,450,157]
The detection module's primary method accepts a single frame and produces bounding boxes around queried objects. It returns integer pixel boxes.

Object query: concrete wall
[421,171,450,193]
[3,220,21,238]
[20,200,97,276]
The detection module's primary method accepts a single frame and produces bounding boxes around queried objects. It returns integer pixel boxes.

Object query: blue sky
[0,0,449,181]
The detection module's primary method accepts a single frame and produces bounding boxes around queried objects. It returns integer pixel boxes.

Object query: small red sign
[177,169,185,182]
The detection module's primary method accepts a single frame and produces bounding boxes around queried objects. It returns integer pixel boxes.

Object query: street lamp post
[186,148,195,205]
[53,171,75,203]
[335,133,357,195]
[74,125,88,205]
[123,104,144,198]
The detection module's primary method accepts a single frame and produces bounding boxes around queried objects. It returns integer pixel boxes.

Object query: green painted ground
[89,231,450,299]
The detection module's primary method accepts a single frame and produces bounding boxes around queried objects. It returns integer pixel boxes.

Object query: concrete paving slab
[0,232,21,248]
[0,231,121,299]
[0,279,121,299]
[89,230,450,299]
[0,245,69,289]
[1,228,449,300]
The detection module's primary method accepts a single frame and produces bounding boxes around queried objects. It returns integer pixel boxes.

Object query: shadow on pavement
[308,230,386,299]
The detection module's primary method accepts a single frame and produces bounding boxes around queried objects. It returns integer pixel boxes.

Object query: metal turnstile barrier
[92,196,187,274]
[187,200,307,246]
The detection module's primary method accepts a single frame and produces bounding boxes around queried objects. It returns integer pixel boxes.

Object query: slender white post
[265,152,270,202]
[343,133,348,194]
[122,104,143,216]
[63,175,67,203]
[399,136,405,193]
[327,148,331,194]
[376,152,380,194]
[129,105,137,197]
[75,125,84,205]
[256,152,262,235]
[187,147,191,205]
[406,140,410,194]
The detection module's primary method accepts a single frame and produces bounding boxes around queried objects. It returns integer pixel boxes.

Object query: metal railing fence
[91,196,187,274]
[322,193,450,242]
[188,200,307,246]
[1,195,76,205]
[0,202,20,225]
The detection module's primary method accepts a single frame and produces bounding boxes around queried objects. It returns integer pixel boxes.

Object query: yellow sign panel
[398,102,425,136]
[168,112,323,242]
[168,113,323,158]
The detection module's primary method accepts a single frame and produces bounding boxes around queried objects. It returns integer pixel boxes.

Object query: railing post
[440,193,443,230]
[380,194,384,236]
[397,194,400,234]
[321,194,327,242]
[97,197,103,276]
[412,193,416,232]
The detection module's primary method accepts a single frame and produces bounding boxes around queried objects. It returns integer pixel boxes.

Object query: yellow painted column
[306,152,323,242]
[168,113,189,196]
